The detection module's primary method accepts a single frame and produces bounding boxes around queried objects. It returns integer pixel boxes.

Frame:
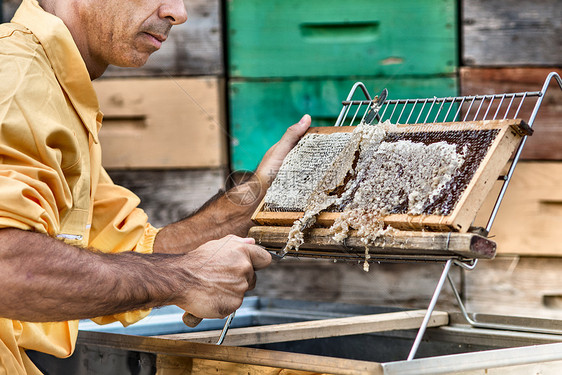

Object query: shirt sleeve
[88,167,160,326]
[0,33,79,236]
[88,168,159,254]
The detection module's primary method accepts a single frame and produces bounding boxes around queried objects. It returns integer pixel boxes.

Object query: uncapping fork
[258,245,288,260]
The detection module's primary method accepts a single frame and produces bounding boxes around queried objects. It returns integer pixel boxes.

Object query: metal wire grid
[336,85,540,127]
[333,72,562,234]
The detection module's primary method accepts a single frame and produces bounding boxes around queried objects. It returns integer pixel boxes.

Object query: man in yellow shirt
[0,0,311,373]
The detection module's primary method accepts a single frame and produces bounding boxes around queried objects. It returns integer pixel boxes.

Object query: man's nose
[159,0,188,25]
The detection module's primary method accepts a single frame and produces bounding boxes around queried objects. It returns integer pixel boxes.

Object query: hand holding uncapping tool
[178,235,271,327]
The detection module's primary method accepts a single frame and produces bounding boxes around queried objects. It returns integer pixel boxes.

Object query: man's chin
[111,53,152,68]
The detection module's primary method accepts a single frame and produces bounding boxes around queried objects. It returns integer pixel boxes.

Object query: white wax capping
[266,122,465,260]
[264,132,353,212]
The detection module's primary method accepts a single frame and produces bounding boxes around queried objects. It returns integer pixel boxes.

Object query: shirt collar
[11,0,100,143]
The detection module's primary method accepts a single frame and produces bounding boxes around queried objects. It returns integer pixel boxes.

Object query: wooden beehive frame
[252,119,532,234]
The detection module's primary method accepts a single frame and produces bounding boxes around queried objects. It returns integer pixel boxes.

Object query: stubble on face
[130,21,173,65]
[76,0,173,74]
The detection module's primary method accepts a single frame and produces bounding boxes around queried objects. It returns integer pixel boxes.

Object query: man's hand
[174,235,271,319]
[255,114,311,186]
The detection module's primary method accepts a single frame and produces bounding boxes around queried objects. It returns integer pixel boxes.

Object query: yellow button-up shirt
[0,0,159,373]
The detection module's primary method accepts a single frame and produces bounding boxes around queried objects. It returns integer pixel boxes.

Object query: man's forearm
[0,228,189,322]
[154,175,265,254]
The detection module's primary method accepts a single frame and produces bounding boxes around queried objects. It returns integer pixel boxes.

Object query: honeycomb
[263,122,498,267]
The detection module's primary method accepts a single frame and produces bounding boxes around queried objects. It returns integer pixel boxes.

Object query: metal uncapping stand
[218,73,562,360]
[442,71,562,339]
[333,71,562,361]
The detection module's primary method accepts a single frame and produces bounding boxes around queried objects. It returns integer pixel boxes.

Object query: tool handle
[182,312,203,327]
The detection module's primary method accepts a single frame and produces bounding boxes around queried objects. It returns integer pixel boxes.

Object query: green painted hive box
[227,0,457,78]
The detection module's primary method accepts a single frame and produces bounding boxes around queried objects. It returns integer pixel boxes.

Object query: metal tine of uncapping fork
[364,88,388,125]
[257,245,287,260]
[216,311,236,345]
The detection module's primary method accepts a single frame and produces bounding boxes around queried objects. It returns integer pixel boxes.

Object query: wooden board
[247,260,463,312]
[460,67,562,160]
[474,161,562,256]
[157,355,328,375]
[462,0,562,66]
[76,331,385,375]
[252,119,529,233]
[156,310,449,346]
[249,227,496,260]
[94,77,227,169]
[227,0,457,78]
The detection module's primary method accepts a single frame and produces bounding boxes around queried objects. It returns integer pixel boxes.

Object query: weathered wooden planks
[94,77,227,169]
[462,0,562,66]
[465,257,562,320]
[157,310,449,346]
[460,67,562,160]
[247,259,463,311]
[157,356,329,375]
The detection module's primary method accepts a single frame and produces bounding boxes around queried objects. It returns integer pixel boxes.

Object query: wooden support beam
[156,310,449,346]
[249,227,496,260]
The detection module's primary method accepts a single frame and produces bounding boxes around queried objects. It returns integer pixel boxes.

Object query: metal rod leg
[447,272,562,335]
[407,259,453,361]
[447,273,474,325]
[216,311,236,345]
